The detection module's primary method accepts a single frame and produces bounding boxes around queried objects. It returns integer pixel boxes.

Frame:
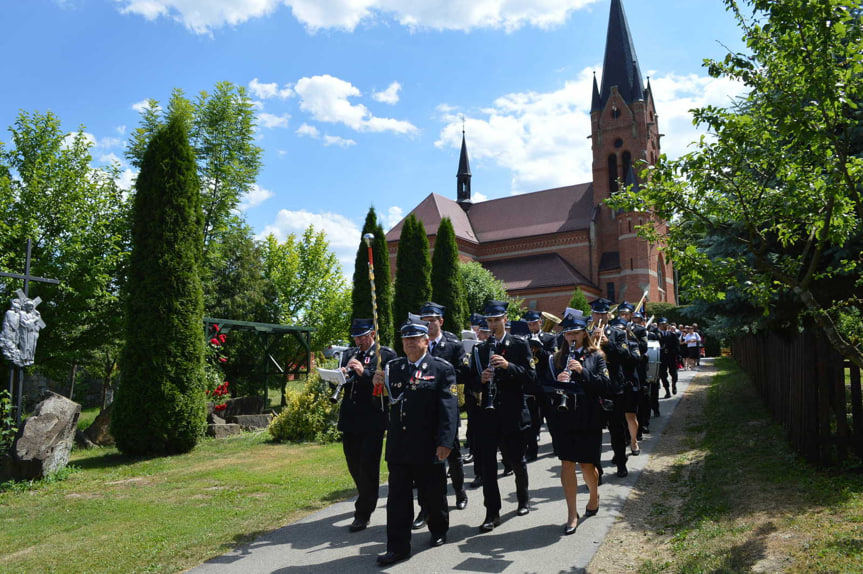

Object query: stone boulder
[221,396,266,418]
[3,392,81,481]
[82,403,114,447]
[207,423,242,438]
[227,413,273,431]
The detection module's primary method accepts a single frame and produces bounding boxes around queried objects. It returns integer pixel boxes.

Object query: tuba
[541,311,562,332]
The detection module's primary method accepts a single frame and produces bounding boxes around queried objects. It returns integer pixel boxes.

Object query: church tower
[456,130,472,212]
[590,0,674,304]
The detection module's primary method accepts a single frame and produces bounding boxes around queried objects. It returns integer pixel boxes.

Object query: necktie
[430,341,436,354]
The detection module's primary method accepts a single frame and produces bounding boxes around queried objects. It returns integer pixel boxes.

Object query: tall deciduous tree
[431,217,467,331]
[609,0,863,368]
[112,115,206,455]
[0,111,130,394]
[351,207,393,346]
[458,260,520,317]
[392,215,431,354]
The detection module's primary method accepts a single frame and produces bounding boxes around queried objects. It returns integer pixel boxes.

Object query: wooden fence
[732,332,863,466]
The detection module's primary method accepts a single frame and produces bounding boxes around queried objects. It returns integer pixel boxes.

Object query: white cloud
[372,82,401,105]
[295,74,417,135]
[239,183,275,210]
[258,209,361,272]
[323,135,356,147]
[296,123,320,138]
[435,67,747,196]
[473,191,489,202]
[116,125,127,135]
[131,99,156,113]
[115,0,602,34]
[249,77,294,99]
[383,205,404,230]
[258,112,291,128]
[62,131,97,150]
[117,168,138,191]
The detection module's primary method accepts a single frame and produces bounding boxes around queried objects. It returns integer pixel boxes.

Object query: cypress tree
[111,114,207,455]
[430,217,467,332]
[392,215,431,354]
[351,207,393,346]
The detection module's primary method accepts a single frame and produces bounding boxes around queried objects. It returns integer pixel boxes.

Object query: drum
[645,340,661,382]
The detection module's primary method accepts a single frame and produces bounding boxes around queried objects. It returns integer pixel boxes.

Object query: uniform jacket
[544,347,610,431]
[525,331,557,396]
[659,330,681,362]
[384,353,459,465]
[468,333,536,433]
[429,330,470,384]
[337,344,397,433]
[601,326,639,395]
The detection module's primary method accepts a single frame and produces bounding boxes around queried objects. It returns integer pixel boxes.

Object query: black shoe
[616,465,628,478]
[456,490,468,510]
[663,391,671,399]
[430,533,447,547]
[348,519,368,532]
[526,454,538,462]
[411,511,427,530]
[502,468,514,477]
[462,453,474,464]
[516,504,530,516]
[653,409,660,417]
[377,551,410,566]
[672,383,677,395]
[469,476,483,489]
[642,426,651,435]
[479,514,501,532]
[564,515,579,536]
[584,504,599,518]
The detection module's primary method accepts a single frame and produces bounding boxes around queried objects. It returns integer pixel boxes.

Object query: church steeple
[456,129,472,212]
[598,0,644,111]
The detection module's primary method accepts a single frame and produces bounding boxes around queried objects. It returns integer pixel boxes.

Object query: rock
[207,412,226,425]
[221,396,266,418]
[82,404,114,446]
[227,414,273,431]
[207,423,242,438]
[4,392,81,481]
[74,429,96,449]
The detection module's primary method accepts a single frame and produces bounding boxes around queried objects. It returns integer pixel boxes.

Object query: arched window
[607,154,618,194]
[657,255,666,289]
[622,151,632,185]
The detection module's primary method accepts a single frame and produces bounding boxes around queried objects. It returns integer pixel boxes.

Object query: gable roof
[483,253,594,292]
[386,193,478,243]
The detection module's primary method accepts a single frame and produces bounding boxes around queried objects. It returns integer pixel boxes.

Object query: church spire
[598,0,644,111]
[456,125,472,211]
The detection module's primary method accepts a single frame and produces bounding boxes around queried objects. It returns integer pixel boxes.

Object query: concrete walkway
[189,364,704,574]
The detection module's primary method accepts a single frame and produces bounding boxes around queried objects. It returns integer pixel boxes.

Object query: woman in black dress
[545,315,609,535]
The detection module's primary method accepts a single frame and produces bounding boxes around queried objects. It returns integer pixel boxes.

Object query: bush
[1,389,17,457]
[268,375,341,444]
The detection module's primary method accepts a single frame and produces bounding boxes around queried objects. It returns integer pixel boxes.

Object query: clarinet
[330,347,363,404]
[556,347,578,412]
[483,335,497,410]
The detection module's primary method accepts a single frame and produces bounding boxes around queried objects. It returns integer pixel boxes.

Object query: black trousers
[660,358,678,391]
[637,385,652,429]
[342,430,384,522]
[477,418,529,514]
[417,435,464,517]
[386,461,448,555]
[525,395,542,459]
[601,396,628,468]
[650,381,661,413]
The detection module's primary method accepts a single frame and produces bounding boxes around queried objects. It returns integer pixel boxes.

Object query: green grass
[639,358,863,574]
[0,432,367,574]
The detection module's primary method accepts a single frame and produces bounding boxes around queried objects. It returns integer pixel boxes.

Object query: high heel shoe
[564,514,579,535]
[584,503,600,518]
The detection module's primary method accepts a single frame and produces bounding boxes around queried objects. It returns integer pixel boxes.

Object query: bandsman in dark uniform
[468,300,537,532]
[411,302,469,531]
[657,317,680,398]
[336,318,397,532]
[617,302,646,451]
[523,310,557,461]
[372,317,459,566]
[629,311,653,435]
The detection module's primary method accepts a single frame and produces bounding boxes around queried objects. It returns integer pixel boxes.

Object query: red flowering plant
[204,323,231,412]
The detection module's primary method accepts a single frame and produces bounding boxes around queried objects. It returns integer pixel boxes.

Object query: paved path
[189,365,703,574]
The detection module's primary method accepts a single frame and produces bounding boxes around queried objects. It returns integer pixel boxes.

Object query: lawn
[0,432,367,574]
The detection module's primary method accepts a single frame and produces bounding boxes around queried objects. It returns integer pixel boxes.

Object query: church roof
[483,253,593,292]
[386,182,594,245]
[597,0,645,111]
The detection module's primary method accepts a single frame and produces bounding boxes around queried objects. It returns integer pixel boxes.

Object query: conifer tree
[351,207,393,346]
[392,215,431,354]
[112,114,206,455]
[568,286,592,317]
[431,217,467,332]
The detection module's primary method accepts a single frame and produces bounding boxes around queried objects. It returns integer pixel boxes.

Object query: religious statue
[0,290,46,367]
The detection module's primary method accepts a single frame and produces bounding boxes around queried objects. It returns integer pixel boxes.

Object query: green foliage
[568,287,592,317]
[607,0,863,368]
[268,376,341,443]
[458,260,523,317]
[0,390,17,456]
[431,217,468,331]
[392,215,432,354]
[262,227,351,354]
[351,207,393,346]
[112,114,206,456]
[0,110,130,387]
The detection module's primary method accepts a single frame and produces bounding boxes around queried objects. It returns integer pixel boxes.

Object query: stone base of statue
[2,392,81,481]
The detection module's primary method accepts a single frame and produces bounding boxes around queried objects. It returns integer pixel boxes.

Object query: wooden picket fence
[732,331,863,466]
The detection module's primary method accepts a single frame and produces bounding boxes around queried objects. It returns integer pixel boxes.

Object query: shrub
[1,389,17,457]
[268,375,341,444]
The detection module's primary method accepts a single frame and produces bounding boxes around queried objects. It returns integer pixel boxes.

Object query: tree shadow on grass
[70,451,157,470]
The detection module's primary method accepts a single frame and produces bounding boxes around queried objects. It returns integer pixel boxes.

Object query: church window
[630,258,634,270]
[628,219,632,233]
[611,107,621,119]
[607,282,615,302]
[622,151,632,184]
[607,154,618,194]
[657,255,666,288]
[614,138,623,148]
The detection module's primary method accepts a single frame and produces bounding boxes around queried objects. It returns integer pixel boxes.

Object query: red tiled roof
[483,253,594,291]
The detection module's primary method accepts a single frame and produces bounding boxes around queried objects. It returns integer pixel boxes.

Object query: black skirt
[548,401,603,464]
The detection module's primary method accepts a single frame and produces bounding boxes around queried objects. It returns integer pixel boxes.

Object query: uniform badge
[450,384,458,396]
[529,358,536,369]
[422,363,428,370]
[603,368,609,378]
[364,356,371,364]
[462,356,470,366]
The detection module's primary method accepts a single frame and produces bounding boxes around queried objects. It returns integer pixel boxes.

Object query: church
[385,0,677,316]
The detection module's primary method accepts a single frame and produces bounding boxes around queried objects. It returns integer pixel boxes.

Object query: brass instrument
[541,311,562,332]
[330,348,363,403]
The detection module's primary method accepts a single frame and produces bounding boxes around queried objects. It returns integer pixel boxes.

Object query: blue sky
[1,0,747,273]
